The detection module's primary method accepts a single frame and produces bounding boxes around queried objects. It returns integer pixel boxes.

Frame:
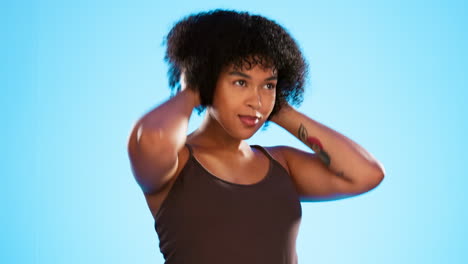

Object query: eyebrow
[228,71,278,81]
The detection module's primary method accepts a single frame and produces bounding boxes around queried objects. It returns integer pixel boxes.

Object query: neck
[189,113,250,154]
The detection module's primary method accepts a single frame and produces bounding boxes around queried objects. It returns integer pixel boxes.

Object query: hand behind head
[180,70,201,107]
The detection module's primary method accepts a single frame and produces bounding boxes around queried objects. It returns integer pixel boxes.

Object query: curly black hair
[164,9,308,118]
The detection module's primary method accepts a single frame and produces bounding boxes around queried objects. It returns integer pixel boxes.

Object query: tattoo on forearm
[335,171,353,182]
[298,124,308,142]
[298,124,331,167]
[308,136,331,166]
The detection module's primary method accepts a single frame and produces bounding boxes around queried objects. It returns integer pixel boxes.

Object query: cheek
[209,94,235,121]
[264,93,276,110]
[212,93,234,113]
[212,82,234,105]
[213,88,242,113]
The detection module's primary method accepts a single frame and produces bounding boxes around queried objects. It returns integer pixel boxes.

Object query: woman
[127,9,385,264]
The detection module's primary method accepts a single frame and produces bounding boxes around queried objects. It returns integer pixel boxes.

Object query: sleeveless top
[154,144,302,264]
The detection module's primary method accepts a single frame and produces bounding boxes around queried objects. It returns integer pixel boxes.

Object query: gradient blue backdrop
[3,0,467,263]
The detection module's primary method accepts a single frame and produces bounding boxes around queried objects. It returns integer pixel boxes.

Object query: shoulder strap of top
[185,143,194,156]
[251,145,274,161]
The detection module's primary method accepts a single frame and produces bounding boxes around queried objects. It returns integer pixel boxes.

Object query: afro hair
[164,9,308,118]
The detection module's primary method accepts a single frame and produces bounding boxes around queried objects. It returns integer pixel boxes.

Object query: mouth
[238,115,261,127]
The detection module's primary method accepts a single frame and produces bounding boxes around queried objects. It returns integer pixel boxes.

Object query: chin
[235,128,261,140]
[240,133,256,140]
[222,120,264,140]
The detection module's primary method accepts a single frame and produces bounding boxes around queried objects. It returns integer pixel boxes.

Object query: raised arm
[127,87,200,194]
[270,104,385,201]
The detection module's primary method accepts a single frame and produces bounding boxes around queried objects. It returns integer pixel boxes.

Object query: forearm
[272,105,385,184]
[134,89,198,156]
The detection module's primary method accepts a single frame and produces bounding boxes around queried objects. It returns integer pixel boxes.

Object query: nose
[246,88,262,109]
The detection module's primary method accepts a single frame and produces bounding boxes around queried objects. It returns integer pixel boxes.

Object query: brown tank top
[154,144,302,264]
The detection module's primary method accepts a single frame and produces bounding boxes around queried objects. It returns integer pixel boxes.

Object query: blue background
[3,0,467,263]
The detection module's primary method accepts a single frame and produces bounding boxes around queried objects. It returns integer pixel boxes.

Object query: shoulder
[263,145,320,173]
[142,144,192,219]
[262,145,292,175]
[144,144,191,197]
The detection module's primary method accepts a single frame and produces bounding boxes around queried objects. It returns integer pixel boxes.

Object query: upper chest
[193,148,270,184]
[192,148,271,185]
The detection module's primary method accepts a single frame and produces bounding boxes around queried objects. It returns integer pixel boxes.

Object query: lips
[239,115,260,127]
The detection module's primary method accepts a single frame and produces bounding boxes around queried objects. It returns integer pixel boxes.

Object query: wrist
[180,88,201,109]
[271,103,294,124]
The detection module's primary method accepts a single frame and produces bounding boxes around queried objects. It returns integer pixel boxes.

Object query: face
[207,63,277,139]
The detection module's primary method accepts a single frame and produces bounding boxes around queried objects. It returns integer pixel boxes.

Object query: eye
[234,80,247,86]
[265,83,276,90]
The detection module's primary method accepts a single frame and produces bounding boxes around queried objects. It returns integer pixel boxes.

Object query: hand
[270,103,294,124]
[180,70,201,107]
[180,70,189,91]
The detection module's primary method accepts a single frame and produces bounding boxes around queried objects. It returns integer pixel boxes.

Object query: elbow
[353,165,385,193]
[374,161,386,185]
[366,159,386,189]
[365,167,385,191]
[372,171,385,189]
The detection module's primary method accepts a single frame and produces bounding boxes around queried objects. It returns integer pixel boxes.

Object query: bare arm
[127,88,200,194]
[270,104,385,201]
